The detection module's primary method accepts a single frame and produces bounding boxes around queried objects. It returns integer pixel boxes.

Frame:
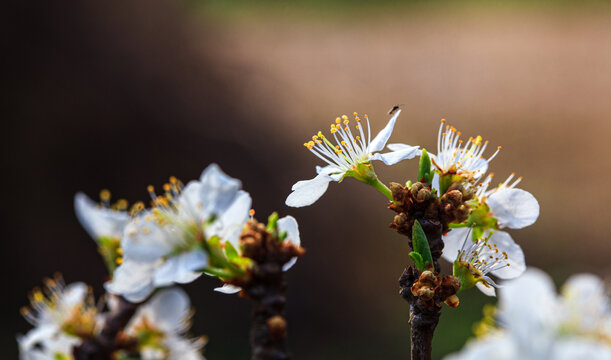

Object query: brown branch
[390,182,465,360]
[232,219,305,360]
[73,296,140,360]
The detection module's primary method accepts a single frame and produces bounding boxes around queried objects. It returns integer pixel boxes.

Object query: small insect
[388,104,404,115]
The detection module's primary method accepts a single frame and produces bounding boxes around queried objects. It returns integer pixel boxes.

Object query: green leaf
[224,241,239,260]
[266,212,279,233]
[418,148,433,184]
[412,220,433,268]
[409,251,425,271]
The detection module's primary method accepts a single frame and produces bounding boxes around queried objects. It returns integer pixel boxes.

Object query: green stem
[370,177,393,201]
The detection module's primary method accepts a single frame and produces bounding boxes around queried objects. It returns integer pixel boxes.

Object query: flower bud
[444,294,460,308]
[394,213,408,226]
[416,188,431,202]
[410,182,424,198]
[390,182,405,202]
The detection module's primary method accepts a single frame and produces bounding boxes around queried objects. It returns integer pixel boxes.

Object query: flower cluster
[18,276,205,360]
[445,268,611,360]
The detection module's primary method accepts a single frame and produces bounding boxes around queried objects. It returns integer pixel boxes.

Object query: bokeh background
[4,0,611,359]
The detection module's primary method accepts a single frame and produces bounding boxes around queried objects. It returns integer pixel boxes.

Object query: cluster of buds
[400,267,461,308]
[439,181,475,225]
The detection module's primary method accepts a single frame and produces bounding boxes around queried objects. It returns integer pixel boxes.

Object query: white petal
[368,110,401,153]
[285,174,333,208]
[18,325,58,350]
[74,193,129,240]
[199,163,242,217]
[488,231,526,280]
[214,284,242,294]
[431,172,440,194]
[369,146,420,165]
[441,228,470,263]
[498,268,560,336]
[208,190,250,250]
[145,287,191,334]
[316,165,343,181]
[176,181,204,221]
[476,281,497,296]
[443,334,517,360]
[277,216,300,271]
[487,188,540,229]
[551,338,611,360]
[105,260,156,302]
[153,252,205,287]
[562,274,608,333]
[61,282,89,307]
[121,212,173,262]
[166,336,205,360]
[386,142,417,152]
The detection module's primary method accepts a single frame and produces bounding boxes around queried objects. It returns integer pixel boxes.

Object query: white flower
[125,287,205,360]
[214,215,301,294]
[74,192,130,242]
[18,277,97,359]
[475,173,540,229]
[285,110,419,207]
[105,164,251,302]
[448,230,526,296]
[441,174,539,290]
[444,268,611,360]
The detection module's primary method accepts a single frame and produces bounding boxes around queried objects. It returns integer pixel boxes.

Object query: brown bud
[444,294,460,308]
[410,182,424,198]
[416,188,431,202]
[416,287,435,301]
[444,190,463,205]
[461,186,476,201]
[420,270,436,285]
[425,202,439,218]
[390,182,404,202]
[267,315,287,341]
[393,213,408,226]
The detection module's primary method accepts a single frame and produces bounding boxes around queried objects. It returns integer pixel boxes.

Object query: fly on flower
[285,110,419,207]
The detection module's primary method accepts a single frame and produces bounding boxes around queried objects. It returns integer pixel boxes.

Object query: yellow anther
[344,127,349,131]
[364,114,368,118]
[341,141,347,146]
[355,116,360,121]
[116,257,123,265]
[335,117,341,124]
[335,124,341,130]
[335,145,340,149]
[100,189,111,202]
[518,176,523,181]
[163,183,171,192]
[457,131,462,136]
[312,135,318,141]
[356,136,361,140]
[474,136,483,146]
[249,209,255,217]
[116,199,128,210]
[356,125,360,129]
[33,291,44,302]
[169,176,178,184]
[441,118,446,123]
[497,146,502,150]
[330,128,337,134]
[353,112,358,116]
[341,115,348,120]
[343,119,349,125]
[117,248,123,255]
[147,185,154,193]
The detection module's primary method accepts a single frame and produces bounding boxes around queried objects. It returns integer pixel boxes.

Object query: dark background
[4,1,610,359]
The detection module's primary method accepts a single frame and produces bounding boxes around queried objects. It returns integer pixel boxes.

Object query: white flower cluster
[18,277,204,360]
[445,268,611,360]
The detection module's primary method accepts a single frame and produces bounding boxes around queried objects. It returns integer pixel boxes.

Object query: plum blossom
[105,164,251,302]
[18,276,98,360]
[444,268,611,360]
[286,110,419,207]
[123,288,205,360]
[449,229,526,296]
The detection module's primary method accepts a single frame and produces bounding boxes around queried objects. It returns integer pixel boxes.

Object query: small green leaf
[406,180,413,188]
[412,220,433,268]
[224,241,239,260]
[409,251,425,271]
[266,212,279,233]
[418,149,433,184]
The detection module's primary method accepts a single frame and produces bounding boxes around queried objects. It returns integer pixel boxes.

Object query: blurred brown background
[3,0,610,359]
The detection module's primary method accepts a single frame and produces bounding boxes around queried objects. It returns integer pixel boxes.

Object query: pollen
[147,185,154,193]
[335,117,341,124]
[249,209,255,217]
[353,112,358,116]
[116,257,123,265]
[441,118,446,123]
[100,189,111,202]
[341,115,348,120]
